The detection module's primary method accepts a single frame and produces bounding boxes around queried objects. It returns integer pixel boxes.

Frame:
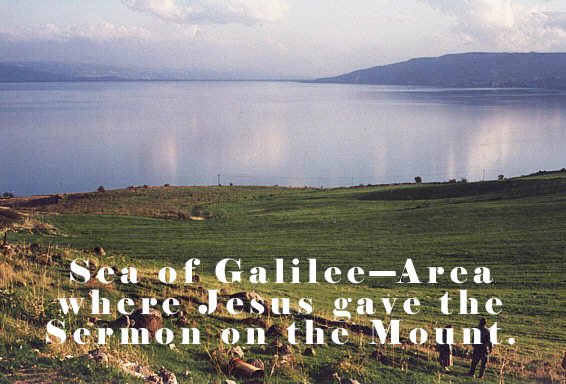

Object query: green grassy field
[1,172,566,383]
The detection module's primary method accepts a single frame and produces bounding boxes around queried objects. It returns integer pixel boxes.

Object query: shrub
[414,176,422,184]
[2,192,14,198]
[498,174,505,180]
[97,186,105,193]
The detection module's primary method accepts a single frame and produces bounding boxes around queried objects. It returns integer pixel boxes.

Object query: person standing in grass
[437,324,453,372]
[468,318,493,378]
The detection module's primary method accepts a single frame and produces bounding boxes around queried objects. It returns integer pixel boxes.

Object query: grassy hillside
[1,172,565,383]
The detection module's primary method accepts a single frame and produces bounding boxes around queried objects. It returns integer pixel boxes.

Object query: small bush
[97,186,105,193]
[498,174,505,181]
[414,176,422,184]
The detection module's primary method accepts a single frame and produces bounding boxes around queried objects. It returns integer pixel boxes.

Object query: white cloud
[122,0,288,25]
[389,14,414,23]
[421,0,566,50]
[0,22,150,42]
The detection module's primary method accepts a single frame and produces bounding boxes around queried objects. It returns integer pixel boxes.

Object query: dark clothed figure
[469,318,493,378]
[437,326,453,371]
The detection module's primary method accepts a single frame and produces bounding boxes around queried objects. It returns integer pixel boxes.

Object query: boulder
[130,309,163,336]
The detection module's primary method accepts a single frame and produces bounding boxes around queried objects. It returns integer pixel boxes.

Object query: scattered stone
[342,379,361,384]
[88,258,99,272]
[228,346,245,359]
[273,353,293,368]
[280,343,293,355]
[241,317,267,328]
[303,347,316,356]
[266,325,284,338]
[120,361,154,379]
[229,358,264,379]
[270,339,284,350]
[229,291,268,311]
[86,348,179,382]
[93,246,106,256]
[247,358,265,370]
[219,288,230,296]
[156,367,178,384]
[88,349,110,365]
[332,373,361,384]
[107,314,133,329]
[176,317,189,327]
[210,347,226,358]
[35,253,53,265]
[224,380,238,384]
[1,244,16,257]
[86,318,97,327]
[230,291,263,302]
[175,311,191,327]
[30,243,41,253]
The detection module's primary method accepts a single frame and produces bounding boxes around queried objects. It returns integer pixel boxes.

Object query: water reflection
[0,82,565,195]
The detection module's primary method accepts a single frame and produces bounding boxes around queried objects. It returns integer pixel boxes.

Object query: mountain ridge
[314,52,566,89]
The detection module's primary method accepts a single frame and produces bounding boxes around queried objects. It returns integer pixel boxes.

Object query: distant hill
[0,62,263,82]
[0,62,145,82]
[314,52,566,89]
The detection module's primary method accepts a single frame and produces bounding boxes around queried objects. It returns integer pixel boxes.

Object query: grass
[1,171,566,383]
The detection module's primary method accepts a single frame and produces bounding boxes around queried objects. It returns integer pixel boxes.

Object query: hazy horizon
[2,1,566,79]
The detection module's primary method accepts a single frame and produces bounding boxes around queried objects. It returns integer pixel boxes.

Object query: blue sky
[1,0,566,77]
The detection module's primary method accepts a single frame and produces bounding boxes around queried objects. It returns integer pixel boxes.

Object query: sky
[1,0,566,78]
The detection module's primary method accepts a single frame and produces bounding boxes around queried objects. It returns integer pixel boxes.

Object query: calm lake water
[1,81,566,196]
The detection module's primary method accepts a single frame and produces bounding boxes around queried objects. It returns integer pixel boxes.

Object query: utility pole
[217,174,221,186]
